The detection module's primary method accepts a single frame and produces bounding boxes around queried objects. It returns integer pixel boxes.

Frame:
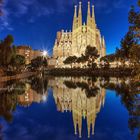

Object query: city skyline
[0,0,137,55]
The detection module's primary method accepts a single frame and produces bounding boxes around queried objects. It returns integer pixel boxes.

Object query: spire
[102,36,106,56]
[92,117,95,135]
[78,111,82,138]
[72,112,77,135]
[78,120,82,138]
[74,5,77,17]
[54,39,57,46]
[74,123,77,135]
[78,2,82,27]
[73,5,77,31]
[87,116,91,138]
[102,36,106,48]
[92,5,96,28]
[87,1,91,27]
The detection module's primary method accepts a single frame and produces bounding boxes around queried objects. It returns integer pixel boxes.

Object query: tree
[128,2,140,66]
[138,0,140,6]
[121,30,137,59]
[129,45,140,66]
[10,55,25,71]
[129,5,140,40]
[119,0,140,68]
[115,47,123,60]
[103,78,140,140]
[31,56,48,70]
[0,35,14,67]
[30,76,48,94]
[63,56,77,68]
[85,45,99,68]
[76,54,88,68]
[100,55,111,68]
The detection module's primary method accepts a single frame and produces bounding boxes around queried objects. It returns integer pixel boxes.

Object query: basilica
[52,1,106,68]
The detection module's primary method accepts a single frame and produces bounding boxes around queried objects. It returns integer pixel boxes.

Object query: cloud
[0,0,3,16]
[0,0,4,17]
[0,0,77,31]
[0,0,129,31]
[0,0,13,31]
[95,0,129,14]
[113,0,126,9]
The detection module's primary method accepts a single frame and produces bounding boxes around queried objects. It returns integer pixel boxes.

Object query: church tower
[92,5,96,29]
[73,5,78,31]
[102,36,106,57]
[87,1,92,28]
[78,2,82,28]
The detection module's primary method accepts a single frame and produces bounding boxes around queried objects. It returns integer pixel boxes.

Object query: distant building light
[43,51,48,57]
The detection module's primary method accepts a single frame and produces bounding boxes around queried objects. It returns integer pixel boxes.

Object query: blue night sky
[0,0,137,55]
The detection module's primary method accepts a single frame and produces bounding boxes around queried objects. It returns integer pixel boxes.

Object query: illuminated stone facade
[53,2,106,67]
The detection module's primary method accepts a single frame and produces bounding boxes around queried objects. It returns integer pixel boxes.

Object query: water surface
[0,76,139,140]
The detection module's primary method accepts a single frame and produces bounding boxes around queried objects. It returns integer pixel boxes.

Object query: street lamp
[43,50,48,57]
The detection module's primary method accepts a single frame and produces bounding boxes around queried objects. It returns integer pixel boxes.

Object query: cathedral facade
[53,2,106,67]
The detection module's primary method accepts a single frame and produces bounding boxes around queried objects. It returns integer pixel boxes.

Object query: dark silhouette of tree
[63,56,77,68]
[85,45,99,68]
[75,54,88,68]
[10,55,25,72]
[30,76,48,94]
[64,81,77,89]
[0,81,26,123]
[64,79,99,98]
[120,1,140,68]
[103,77,140,140]
[76,54,88,65]
[121,30,137,59]
[31,56,48,70]
[128,2,140,70]
[63,46,99,68]
[0,35,14,67]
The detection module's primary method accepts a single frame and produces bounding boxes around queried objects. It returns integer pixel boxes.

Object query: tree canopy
[0,35,15,66]
[31,56,48,70]
[63,56,77,68]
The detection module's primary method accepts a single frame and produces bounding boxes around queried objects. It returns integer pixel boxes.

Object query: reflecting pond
[0,76,140,140]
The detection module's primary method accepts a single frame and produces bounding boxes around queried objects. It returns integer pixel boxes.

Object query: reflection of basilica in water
[48,77,106,138]
[0,76,140,139]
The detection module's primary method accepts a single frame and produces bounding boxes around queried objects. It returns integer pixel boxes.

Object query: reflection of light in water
[42,95,47,102]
